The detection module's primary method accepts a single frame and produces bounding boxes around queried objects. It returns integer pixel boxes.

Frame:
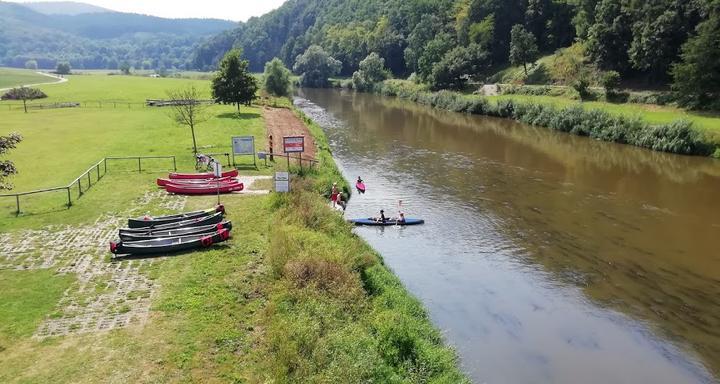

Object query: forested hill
[0,1,237,70]
[193,0,715,87]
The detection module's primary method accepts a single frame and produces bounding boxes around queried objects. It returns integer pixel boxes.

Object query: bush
[573,78,591,101]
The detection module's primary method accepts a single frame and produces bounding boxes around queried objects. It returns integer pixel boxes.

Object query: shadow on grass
[217,112,261,120]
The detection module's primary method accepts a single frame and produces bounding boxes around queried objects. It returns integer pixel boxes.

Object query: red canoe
[169,169,239,180]
[157,176,234,186]
[165,182,244,195]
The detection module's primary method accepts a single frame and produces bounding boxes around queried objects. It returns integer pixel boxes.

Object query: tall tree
[585,0,631,72]
[672,1,720,109]
[167,86,208,155]
[352,53,390,91]
[430,44,491,90]
[0,133,22,190]
[263,58,292,97]
[211,49,258,110]
[509,24,539,77]
[293,45,342,88]
[56,62,71,75]
[1,87,48,113]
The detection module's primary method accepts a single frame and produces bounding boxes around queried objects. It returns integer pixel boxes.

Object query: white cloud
[8,0,287,21]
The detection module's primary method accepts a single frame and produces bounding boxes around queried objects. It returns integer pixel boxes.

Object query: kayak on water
[349,218,424,226]
[356,182,366,193]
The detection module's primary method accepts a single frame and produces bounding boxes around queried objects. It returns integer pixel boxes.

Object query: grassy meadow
[0,73,467,383]
[0,67,56,89]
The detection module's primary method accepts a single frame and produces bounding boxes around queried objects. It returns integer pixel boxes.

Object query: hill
[0,1,237,70]
[18,1,111,15]
[192,0,717,108]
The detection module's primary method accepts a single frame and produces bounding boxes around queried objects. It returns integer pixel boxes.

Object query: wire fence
[2,99,217,111]
[0,155,176,215]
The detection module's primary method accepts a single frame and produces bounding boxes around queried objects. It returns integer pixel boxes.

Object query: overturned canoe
[157,176,234,187]
[120,212,225,234]
[110,228,232,256]
[168,169,239,180]
[349,218,425,226]
[127,205,224,228]
[165,182,244,195]
[119,221,233,241]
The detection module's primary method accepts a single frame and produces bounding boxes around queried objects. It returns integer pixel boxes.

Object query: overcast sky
[9,0,287,21]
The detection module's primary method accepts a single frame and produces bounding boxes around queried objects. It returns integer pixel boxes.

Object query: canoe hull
[120,212,225,234]
[165,183,244,195]
[128,206,224,228]
[111,228,231,256]
[119,221,233,241]
[169,169,239,180]
[157,176,234,186]
[349,218,424,226]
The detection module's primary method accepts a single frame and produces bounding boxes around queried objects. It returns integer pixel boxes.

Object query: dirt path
[262,107,317,161]
[0,71,68,93]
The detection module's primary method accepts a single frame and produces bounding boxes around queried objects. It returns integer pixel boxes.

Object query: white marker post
[213,160,222,205]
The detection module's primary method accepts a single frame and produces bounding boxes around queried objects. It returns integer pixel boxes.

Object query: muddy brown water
[296,89,720,384]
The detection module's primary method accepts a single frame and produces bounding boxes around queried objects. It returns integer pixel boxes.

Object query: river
[295,89,720,384]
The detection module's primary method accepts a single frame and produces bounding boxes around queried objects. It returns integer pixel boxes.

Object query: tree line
[193,0,720,109]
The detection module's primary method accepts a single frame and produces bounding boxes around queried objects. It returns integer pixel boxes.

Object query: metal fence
[0,155,176,215]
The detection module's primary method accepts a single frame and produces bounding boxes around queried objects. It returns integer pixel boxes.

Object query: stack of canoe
[110,205,232,256]
[157,169,244,195]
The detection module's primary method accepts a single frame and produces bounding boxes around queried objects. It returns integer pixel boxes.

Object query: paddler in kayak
[356,177,365,194]
[374,209,387,223]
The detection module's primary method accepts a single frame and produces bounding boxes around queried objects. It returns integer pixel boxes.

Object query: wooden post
[67,187,72,207]
[15,195,20,215]
[172,156,177,171]
[87,171,91,187]
[138,157,141,172]
[78,179,82,196]
[96,163,100,180]
[104,158,107,174]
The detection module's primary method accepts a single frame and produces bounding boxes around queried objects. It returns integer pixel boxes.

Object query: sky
[8,0,288,21]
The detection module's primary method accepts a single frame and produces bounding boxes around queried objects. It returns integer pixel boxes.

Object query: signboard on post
[231,136,256,167]
[212,161,222,177]
[283,136,305,153]
[275,172,290,193]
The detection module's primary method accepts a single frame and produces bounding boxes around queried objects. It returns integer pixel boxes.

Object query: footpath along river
[295,89,720,384]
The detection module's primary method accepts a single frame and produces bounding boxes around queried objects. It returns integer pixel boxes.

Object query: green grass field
[0,67,57,89]
[0,73,466,383]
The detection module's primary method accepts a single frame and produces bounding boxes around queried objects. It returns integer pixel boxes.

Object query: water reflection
[296,89,720,384]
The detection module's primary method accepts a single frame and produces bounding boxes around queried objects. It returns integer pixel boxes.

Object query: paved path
[0,71,68,93]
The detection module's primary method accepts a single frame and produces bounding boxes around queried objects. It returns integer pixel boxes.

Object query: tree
[167,86,208,155]
[602,70,621,94]
[1,87,48,113]
[56,62,71,75]
[293,45,342,88]
[263,58,292,97]
[211,49,258,110]
[0,133,22,190]
[672,3,720,109]
[430,44,491,90]
[24,60,38,70]
[509,24,539,77]
[119,62,131,75]
[351,53,390,91]
[585,0,631,72]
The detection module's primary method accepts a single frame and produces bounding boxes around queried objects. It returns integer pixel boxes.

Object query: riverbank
[376,80,720,158]
[0,74,466,381]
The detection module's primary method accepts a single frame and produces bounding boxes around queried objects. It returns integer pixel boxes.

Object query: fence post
[87,171,91,187]
[96,163,100,180]
[67,187,72,207]
[15,195,20,215]
[104,158,107,174]
[78,179,82,196]
[172,156,177,171]
[138,157,142,172]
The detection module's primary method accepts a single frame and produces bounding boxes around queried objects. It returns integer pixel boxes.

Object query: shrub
[573,78,591,101]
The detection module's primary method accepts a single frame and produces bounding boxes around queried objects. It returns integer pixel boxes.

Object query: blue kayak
[349,218,424,226]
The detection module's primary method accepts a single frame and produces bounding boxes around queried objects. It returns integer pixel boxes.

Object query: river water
[295,89,720,384]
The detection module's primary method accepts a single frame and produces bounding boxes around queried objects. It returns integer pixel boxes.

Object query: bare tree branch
[166,86,209,155]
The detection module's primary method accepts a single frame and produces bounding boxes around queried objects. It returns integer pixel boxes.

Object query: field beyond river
[0,74,467,382]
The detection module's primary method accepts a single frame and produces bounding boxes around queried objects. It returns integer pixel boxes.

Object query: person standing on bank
[330,182,340,208]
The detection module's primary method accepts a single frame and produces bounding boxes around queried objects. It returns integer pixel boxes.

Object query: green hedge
[378,81,715,156]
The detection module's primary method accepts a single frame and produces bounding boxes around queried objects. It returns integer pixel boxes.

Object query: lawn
[0,74,271,219]
[0,269,75,347]
[490,94,720,135]
[0,67,56,89]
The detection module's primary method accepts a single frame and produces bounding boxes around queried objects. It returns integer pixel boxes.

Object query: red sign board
[283,136,305,153]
